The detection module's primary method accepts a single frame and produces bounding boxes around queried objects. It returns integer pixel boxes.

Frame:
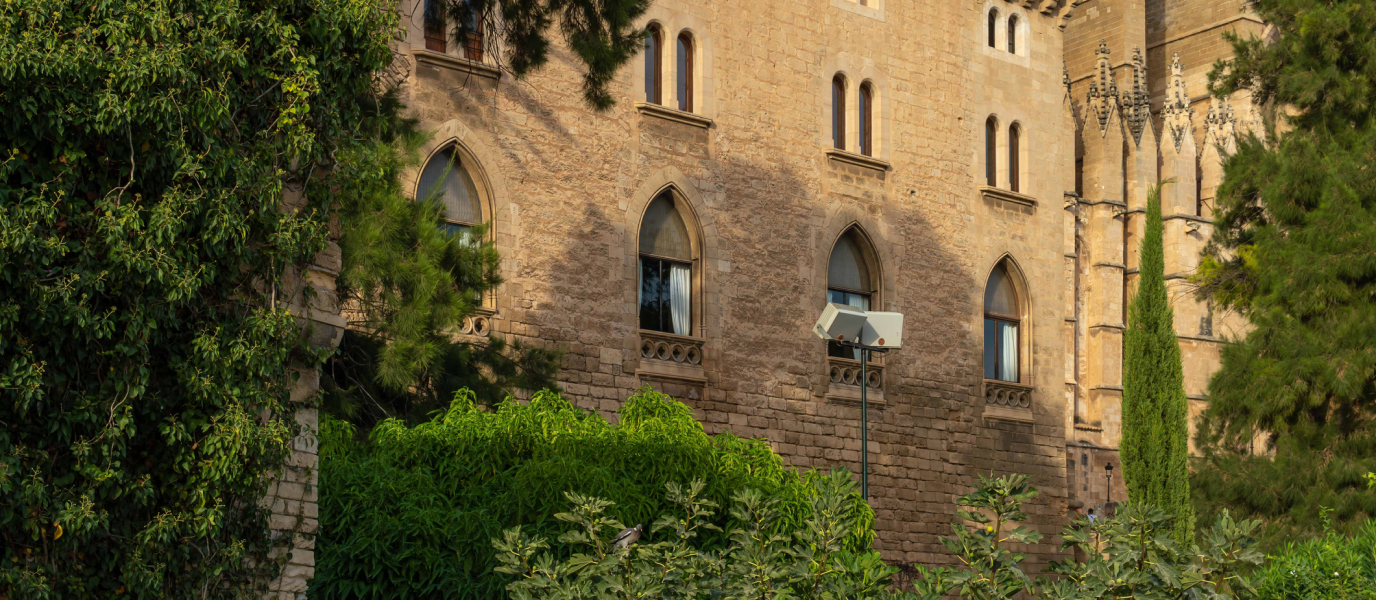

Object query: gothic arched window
[827,229,876,359]
[644,25,663,104]
[417,146,483,240]
[639,192,694,335]
[983,261,1021,382]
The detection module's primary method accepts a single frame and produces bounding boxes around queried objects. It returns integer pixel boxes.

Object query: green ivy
[0,0,398,597]
[313,388,876,600]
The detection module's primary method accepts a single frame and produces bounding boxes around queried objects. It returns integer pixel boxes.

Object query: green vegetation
[496,471,894,600]
[1252,518,1376,600]
[1192,0,1376,541]
[0,0,396,595]
[1122,184,1194,543]
[2,0,656,596]
[312,388,875,600]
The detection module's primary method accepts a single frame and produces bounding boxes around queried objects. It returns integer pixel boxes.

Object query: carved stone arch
[623,167,720,342]
[405,119,513,313]
[405,119,512,250]
[815,206,896,312]
[979,252,1034,386]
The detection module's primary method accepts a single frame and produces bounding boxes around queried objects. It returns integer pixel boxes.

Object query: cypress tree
[1122,184,1194,543]
[1192,0,1376,543]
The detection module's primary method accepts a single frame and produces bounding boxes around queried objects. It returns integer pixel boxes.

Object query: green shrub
[312,387,875,599]
[495,470,900,600]
[1251,519,1376,600]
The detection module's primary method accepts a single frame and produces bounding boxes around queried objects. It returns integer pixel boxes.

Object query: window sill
[635,102,713,129]
[980,186,1037,208]
[825,356,884,405]
[826,149,890,172]
[637,330,706,383]
[413,50,501,80]
[983,379,1032,419]
[983,404,1034,424]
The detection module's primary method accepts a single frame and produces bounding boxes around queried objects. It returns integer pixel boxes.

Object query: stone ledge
[983,404,1034,424]
[413,49,501,80]
[825,149,890,172]
[635,102,713,128]
[979,185,1038,208]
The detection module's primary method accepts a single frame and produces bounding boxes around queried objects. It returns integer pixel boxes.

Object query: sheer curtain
[669,263,691,336]
[999,322,1018,382]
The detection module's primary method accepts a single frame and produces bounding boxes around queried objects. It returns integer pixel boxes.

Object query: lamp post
[1104,462,1114,504]
[812,304,904,503]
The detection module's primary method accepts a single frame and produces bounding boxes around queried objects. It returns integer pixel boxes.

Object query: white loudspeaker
[859,311,904,349]
[813,303,867,343]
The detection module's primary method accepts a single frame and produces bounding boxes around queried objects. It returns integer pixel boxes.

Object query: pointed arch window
[985,116,998,186]
[639,192,693,335]
[987,9,998,48]
[1007,14,1019,55]
[1008,123,1021,193]
[983,262,1020,382]
[858,82,874,157]
[677,32,694,112]
[832,75,846,150]
[827,230,875,359]
[644,25,663,104]
[417,146,483,240]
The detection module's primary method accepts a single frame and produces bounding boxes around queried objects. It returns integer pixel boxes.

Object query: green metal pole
[860,347,868,501]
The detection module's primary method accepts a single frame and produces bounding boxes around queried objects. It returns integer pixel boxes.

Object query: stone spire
[1121,47,1152,145]
[1204,93,1237,150]
[1086,40,1118,134]
[1162,53,1193,152]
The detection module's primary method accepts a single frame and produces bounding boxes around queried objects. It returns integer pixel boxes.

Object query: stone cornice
[413,50,501,80]
[635,102,713,129]
[825,149,891,172]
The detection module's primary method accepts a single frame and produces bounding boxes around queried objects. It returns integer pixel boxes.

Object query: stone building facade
[376,0,1263,570]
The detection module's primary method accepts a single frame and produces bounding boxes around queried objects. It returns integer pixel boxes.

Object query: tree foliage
[312,388,876,600]
[431,0,651,109]
[322,117,561,427]
[1251,517,1376,600]
[495,471,899,600]
[1192,0,1376,540]
[0,0,398,596]
[1123,185,1193,543]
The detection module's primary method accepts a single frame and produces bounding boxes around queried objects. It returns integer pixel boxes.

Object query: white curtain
[1000,323,1019,382]
[669,263,691,336]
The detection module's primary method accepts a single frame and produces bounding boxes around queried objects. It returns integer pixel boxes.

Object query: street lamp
[813,303,905,500]
[1104,462,1114,504]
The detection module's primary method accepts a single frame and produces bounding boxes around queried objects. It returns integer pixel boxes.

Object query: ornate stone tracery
[1162,53,1194,152]
[1204,93,1238,150]
[1121,47,1152,145]
[1086,40,1119,135]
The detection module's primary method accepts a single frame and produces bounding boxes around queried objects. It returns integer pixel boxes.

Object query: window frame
[676,32,694,112]
[985,116,998,187]
[1008,122,1021,193]
[832,75,847,150]
[824,228,879,360]
[1007,14,1019,55]
[987,9,999,48]
[858,82,874,157]
[982,262,1022,384]
[645,25,663,105]
[423,0,446,52]
[636,190,699,338]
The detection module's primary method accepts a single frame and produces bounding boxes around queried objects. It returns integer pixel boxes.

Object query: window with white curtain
[417,146,482,241]
[826,230,875,360]
[983,262,1020,382]
[639,192,693,335]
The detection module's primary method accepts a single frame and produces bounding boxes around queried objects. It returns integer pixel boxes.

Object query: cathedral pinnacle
[1086,40,1118,134]
[1121,47,1152,145]
[1163,53,1193,152]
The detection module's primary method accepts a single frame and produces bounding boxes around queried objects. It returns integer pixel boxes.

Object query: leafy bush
[1,0,397,596]
[1251,518,1376,600]
[495,471,900,600]
[312,388,875,599]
